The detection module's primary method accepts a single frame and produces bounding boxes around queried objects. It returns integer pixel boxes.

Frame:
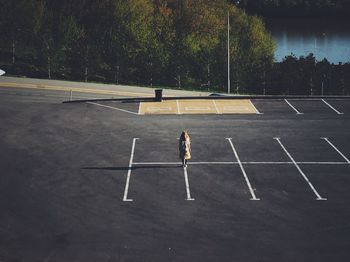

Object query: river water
[266,18,350,63]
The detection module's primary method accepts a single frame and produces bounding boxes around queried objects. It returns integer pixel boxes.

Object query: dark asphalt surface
[0,86,127,104]
[1,90,350,261]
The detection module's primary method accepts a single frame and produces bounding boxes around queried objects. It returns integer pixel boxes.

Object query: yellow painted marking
[179,100,217,114]
[147,107,172,112]
[140,99,258,115]
[223,106,249,110]
[176,100,181,114]
[216,100,257,114]
[139,100,178,115]
[0,82,154,97]
[185,106,211,111]
[212,100,220,114]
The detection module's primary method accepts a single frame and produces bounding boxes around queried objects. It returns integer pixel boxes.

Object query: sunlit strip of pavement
[0,82,154,98]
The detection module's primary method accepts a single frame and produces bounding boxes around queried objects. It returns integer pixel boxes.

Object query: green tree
[0,0,37,71]
[0,0,277,91]
[227,6,275,93]
[182,0,227,89]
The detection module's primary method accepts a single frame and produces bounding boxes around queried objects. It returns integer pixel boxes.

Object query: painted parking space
[138,100,178,115]
[323,99,350,113]
[179,100,218,114]
[123,136,350,202]
[252,98,347,115]
[214,99,261,114]
[139,99,258,115]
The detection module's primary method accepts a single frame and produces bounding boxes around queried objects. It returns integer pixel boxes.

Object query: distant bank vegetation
[233,0,350,19]
[0,0,349,95]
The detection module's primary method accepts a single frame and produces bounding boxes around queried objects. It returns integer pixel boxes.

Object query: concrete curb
[63,94,350,104]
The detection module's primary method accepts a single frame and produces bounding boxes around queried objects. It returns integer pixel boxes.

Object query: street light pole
[227,10,230,94]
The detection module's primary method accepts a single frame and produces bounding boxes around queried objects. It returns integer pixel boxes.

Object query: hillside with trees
[0,0,275,92]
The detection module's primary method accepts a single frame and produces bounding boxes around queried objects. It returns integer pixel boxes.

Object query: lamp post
[321,73,326,96]
[227,10,230,94]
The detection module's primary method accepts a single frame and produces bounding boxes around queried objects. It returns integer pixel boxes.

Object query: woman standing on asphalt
[179,131,191,167]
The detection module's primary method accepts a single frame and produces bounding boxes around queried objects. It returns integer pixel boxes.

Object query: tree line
[258,54,350,96]
[234,0,350,19]
[0,0,349,95]
[0,0,275,91]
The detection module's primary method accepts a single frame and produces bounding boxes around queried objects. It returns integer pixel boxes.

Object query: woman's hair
[180,131,190,141]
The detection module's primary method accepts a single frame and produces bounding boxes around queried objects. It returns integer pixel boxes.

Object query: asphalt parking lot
[1,92,350,261]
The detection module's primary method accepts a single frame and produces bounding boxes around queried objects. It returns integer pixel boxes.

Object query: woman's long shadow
[82,165,181,171]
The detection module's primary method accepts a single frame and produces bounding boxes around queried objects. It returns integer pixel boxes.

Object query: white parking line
[133,161,350,165]
[226,138,260,200]
[212,100,220,114]
[183,167,195,201]
[138,102,142,115]
[294,162,349,165]
[87,102,139,115]
[284,99,303,115]
[321,99,344,115]
[147,107,172,112]
[321,137,350,163]
[176,100,181,114]
[185,106,211,111]
[223,106,250,111]
[123,138,139,202]
[134,162,233,165]
[274,138,327,200]
[249,100,264,115]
